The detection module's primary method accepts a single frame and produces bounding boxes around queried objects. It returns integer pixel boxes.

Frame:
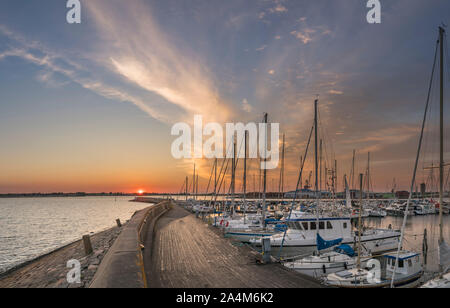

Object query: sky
[0,0,449,194]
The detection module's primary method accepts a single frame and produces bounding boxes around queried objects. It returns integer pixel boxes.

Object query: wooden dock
[143,205,323,288]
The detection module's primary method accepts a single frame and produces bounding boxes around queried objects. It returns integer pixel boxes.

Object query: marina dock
[143,203,322,288]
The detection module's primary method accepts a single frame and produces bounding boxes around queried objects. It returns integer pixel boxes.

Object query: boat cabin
[285,215,352,239]
[384,251,422,276]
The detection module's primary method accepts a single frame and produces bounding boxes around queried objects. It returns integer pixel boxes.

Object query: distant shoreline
[0,193,171,198]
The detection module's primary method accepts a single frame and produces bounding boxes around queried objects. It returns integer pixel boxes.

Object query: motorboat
[323,251,423,288]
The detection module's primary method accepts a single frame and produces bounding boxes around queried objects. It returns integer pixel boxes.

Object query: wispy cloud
[290,25,331,44]
[85,0,232,124]
[258,1,288,20]
[0,26,172,122]
[269,4,288,14]
[241,98,253,113]
[256,45,268,51]
[328,89,343,95]
[1,1,235,125]
[290,29,314,44]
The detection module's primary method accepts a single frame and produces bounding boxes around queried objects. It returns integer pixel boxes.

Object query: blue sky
[0,0,449,193]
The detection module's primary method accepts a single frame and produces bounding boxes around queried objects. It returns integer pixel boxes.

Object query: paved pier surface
[0,227,121,288]
[144,206,322,288]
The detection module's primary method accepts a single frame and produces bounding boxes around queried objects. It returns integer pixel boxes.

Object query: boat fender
[226,221,229,228]
[344,263,348,270]
[322,264,326,274]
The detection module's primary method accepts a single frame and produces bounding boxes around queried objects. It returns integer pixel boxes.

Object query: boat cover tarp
[334,244,356,257]
[439,240,450,272]
[274,224,287,232]
[316,234,343,251]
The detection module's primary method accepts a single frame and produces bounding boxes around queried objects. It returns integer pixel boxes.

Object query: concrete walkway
[144,206,323,288]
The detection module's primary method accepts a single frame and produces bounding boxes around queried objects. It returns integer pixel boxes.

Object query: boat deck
[143,205,323,288]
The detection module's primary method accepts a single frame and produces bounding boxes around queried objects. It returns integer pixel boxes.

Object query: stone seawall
[0,226,123,288]
[89,201,172,288]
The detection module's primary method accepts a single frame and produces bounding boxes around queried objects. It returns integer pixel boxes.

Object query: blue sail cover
[334,244,356,257]
[265,218,279,225]
[274,224,288,232]
[316,234,343,251]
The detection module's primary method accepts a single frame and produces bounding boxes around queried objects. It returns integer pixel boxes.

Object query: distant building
[396,191,410,199]
[284,189,332,199]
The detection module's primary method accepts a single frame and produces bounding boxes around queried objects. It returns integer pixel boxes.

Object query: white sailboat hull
[253,231,400,258]
[283,252,368,278]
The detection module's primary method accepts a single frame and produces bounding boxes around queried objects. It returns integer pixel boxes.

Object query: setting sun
[138,190,144,195]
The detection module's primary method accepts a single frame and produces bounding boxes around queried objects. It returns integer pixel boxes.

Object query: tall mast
[193,164,196,200]
[214,159,217,196]
[279,134,286,199]
[262,113,268,229]
[314,99,320,235]
[351,150,356,190]
[185,176,188,201]
[439,26,445,245]
[314,100,319,195]
[300,156,303,190]
[231,136,236,216]
[367,152,370,200]
[319,139,323,193]
[243,131,248,222]
[259,165,262,200]
[357,173,363,270]
[334,160,339,197]
[334,160,338,198]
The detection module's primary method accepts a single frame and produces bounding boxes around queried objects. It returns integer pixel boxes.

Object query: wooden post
[423,228,428,265]
[262,238,272,263]
[116,219,122,228]
[82,235,93,256]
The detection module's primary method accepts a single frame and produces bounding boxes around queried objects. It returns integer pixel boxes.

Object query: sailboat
[324,26,450,289]
[283,180,372,278]
[421,26,450,289]
[223,114,282,242]
[323,174,423,288]
[323,251,423,288]
[283,236,369,278]
[283,143,372,278]
[250,99,400,257]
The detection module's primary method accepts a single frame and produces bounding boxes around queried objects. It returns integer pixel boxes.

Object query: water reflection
[0,197,148,274]
[365,215,450,272]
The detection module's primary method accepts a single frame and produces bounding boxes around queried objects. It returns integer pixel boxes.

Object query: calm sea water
[365,215,450,272]
[0,197,149,274]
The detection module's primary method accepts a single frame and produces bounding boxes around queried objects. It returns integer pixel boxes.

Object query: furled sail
[317,234,343,251]
[334,244,356,257]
